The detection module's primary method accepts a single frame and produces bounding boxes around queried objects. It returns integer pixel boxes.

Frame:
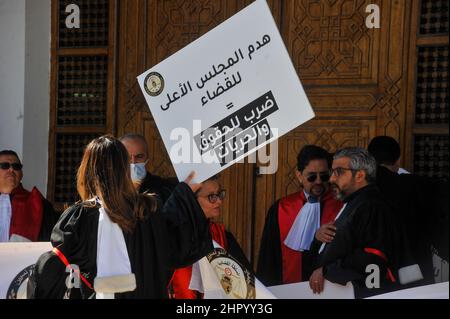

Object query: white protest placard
[366,281,449,299]
[137,0,314,182]
[0,242,52,299]
[267,280,355,299]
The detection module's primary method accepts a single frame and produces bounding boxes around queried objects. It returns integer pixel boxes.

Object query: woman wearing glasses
[170,175,251,299]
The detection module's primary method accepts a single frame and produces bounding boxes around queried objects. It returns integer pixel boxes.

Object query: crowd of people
[0,134,447,299]
[258,138,448,298]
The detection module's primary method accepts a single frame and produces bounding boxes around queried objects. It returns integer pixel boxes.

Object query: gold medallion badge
[144,72,164,96]
[206,248,255,299]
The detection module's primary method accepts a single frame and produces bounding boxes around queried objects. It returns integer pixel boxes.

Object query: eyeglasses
[200,189,226,204]
[306,172,330,183]
[0,162,23,171]
[330,167,356,177]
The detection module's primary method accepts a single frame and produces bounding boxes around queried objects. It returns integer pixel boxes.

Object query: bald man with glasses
[0,150,58,242]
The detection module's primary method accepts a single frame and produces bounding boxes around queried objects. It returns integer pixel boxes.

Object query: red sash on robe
[9,184,44,241]
[278,188,342,283]
[170,222,228,299]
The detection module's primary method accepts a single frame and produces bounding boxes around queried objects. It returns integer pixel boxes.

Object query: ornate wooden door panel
[282,0,410,140]
[252,0,414,263]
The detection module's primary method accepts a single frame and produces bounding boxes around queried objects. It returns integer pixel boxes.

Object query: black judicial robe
[138,172,178,204]
[376,166,449,284]
[257,200,284,286]
[37,199,59,242]
[27,182,213,299]
[311,185,399,298]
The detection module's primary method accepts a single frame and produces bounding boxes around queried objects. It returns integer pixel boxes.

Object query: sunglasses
[201,189,226,204]
[306,172,330,183]
[0,162,23,171]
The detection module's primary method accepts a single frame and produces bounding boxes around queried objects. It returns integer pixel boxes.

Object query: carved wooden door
[114,0,448,267]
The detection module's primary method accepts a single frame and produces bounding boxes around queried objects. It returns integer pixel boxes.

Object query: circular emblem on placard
[144,72,164,96]
[206,248,255,299]
[6,264,34,299]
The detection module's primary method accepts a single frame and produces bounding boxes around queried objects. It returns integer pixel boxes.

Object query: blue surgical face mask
[130,161,147,182]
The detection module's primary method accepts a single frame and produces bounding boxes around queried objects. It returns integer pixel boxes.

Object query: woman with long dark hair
[28,135,212,298]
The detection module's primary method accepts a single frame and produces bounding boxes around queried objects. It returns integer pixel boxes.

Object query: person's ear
[394,158,401,172]
[296,170,304,186]
[355,170,365,183]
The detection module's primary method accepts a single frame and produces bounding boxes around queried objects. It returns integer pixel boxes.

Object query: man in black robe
[309,147,399,298]
[368,136,449,284]
[120,134,177,203]
[367,135,407,174]
[27,182,213,299]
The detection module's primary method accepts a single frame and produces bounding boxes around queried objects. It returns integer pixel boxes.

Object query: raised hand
[184,171,203,193]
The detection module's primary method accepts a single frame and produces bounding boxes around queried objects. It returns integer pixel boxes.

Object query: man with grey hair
[308,147,399,298]
[120,133,176,203]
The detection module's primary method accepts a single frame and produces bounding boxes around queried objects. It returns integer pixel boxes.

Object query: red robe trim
[170,222,228,299]
[9,185,44,241]
[278,188,342,283]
